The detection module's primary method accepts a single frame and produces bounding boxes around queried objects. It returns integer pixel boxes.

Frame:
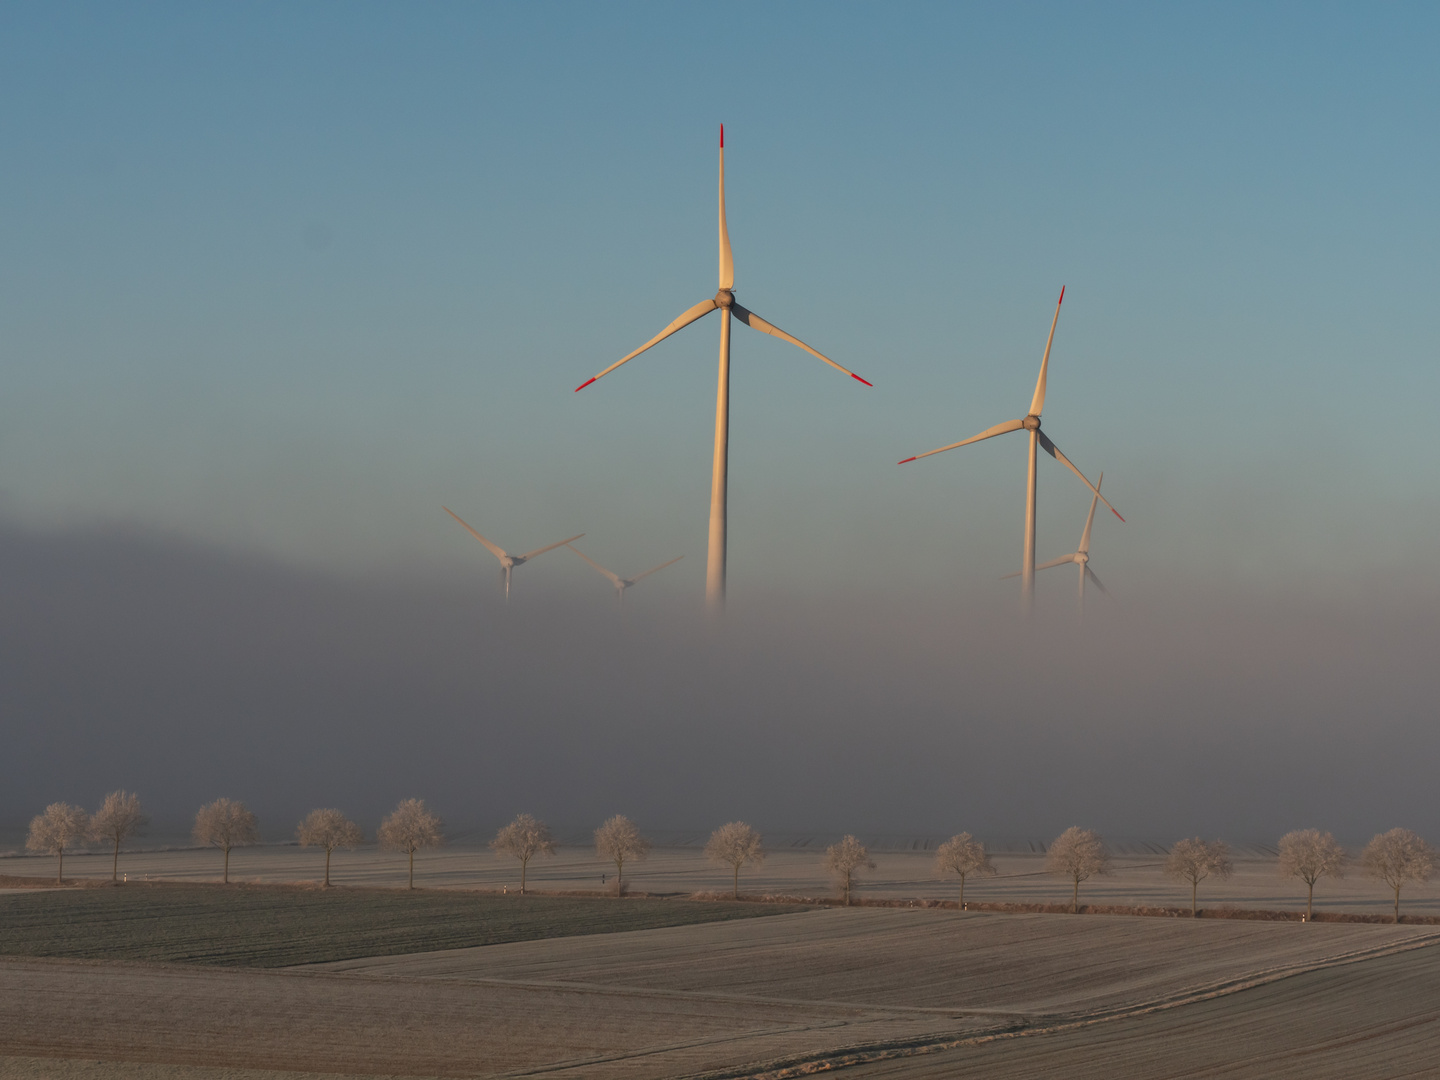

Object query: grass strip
[0,884,808,967]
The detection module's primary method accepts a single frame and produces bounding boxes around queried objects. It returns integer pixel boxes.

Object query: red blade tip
[575,377,597,392]
[851,373,873,387]
[720,124,724,148]
[898,456,916,465]
[1058,285,1065,304]
[1112,508,1125,523]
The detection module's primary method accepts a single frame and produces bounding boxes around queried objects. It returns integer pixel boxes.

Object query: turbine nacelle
[716,288,735,308]
[1022,414,1041,431]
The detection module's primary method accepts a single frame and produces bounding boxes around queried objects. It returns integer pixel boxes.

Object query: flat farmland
[8,842,1437,918]
[0,884,805,966]
[3,897,1437,1078]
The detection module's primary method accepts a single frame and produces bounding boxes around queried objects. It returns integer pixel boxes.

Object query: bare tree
[594,814,650,894]
[935,832,995,909]
[26,803,91,883]
[825,835,875,906]
[90,790,149,884]
[1164,837,1233,916]
[1278,828,1346,920]
[296,809,364,887]
[490,813,556,894]
[705,822,765,899]
[1046,827,1111,913]
[1361,828,1435,924]
[378,798,443,889]
[193,798,260,883]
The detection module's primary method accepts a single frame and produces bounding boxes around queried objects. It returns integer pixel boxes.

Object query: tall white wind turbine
[898,288,1122,613]
[566,543,682,605]
[1003,472,1109,612]
[442,507,582,602]
[575,126,871,610]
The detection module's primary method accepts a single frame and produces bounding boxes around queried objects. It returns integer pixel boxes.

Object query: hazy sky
[2,4,1437,841]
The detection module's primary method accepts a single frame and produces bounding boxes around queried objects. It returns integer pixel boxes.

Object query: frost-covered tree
[296,809,364,887]
[193,798,260,884]
[1361,828,1434,924]
[594,815,650,894]
[377,798,443,889]
[705,822,765,899]
[27,803,90,883]
[1165,838,1233,916]
[1046,827,1110,913]
[825,835,875,906]
[491,813,556,894]
[90,790,148,883]
[1278,829,1346,920]
[935,832,995,909]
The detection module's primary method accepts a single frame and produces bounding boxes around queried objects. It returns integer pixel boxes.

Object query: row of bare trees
[24,798,1436,918]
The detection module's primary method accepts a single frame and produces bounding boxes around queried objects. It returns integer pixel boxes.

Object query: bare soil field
[3,904,1435,1078]
[8,843,1435,918]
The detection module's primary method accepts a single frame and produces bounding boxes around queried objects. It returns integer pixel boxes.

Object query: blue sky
[2,1,1437,605]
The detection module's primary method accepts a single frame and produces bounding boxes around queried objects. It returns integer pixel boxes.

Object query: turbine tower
[566,543,683,605]
[899,288,1122,614]
[575,126,871,610]
[442,507,582,602]
[1004,472,1109,612]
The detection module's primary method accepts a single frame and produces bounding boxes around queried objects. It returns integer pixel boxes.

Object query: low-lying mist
[1,522,1435,847]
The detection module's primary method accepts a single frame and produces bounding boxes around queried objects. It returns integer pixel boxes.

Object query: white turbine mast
[566,543,682,605]
[899,288,1122,614]
[575,125,871,611]
[442,507,582,602]
[1003,472,1109,612]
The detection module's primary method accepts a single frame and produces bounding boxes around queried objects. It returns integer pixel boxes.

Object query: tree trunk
[1072,877,1079,914]
[223,845,230,884]
[1394,886,1401,924]
[615,857,623,895]
[844,872,851,906]
[324,847,332,887]
[408,847,415,889]
[521,857,528,895]
[1192,880,1198,917]
[734,864,740,900]
[113,839,121,883]
[56,848,64,884]
[959,874,965,910]
[1306,880,1313,921]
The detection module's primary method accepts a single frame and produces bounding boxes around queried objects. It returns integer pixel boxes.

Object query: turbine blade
[1029,286,1064,416]
[730,302,872,386]
[1078,472,1102,554]
[575,299,718,390]
[630,554,683,584]
[898,418,1026,464]
[518,534,585,561]
[443,507,509,563]
[1085,566,1108,594]
[566,543,623,588]
[1035,553,1080,571]
[718,125,733,290]
[1037,432,1124,521]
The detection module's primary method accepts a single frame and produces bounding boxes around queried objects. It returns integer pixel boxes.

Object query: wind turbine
[1004,472,1109,612]
[575,126,871,610]
[442,507,582,602]
[566,543,683,605]
[898,288,1123,613]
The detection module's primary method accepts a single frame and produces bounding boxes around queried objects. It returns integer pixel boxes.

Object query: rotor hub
[715,288,734,308]
[1022,415,1041,431]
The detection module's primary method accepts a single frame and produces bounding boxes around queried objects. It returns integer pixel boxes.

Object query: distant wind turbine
[442,507,582,602]
[575,125,871,610]
[898,288,1122,613]
[1004,472,1109,612]
[566,544,682,605]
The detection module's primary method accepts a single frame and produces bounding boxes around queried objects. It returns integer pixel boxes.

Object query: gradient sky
[2,4,1438,840]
